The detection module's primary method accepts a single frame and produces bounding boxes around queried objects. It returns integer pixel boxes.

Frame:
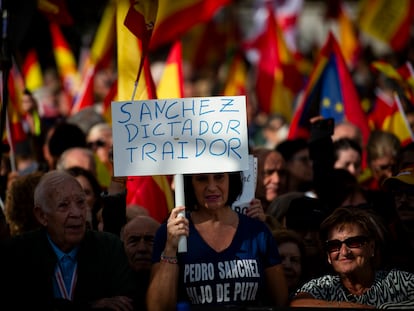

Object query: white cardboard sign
[111,96,249,176]
[232,155,257,215]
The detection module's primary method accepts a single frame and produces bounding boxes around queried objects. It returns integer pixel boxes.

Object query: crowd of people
[0,86,413,310]
[0,4,414,310]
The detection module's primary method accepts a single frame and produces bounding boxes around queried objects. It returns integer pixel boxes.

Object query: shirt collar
[47,234,79,261]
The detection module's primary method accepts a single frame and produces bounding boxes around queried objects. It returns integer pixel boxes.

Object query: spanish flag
[358,0,414,51]
[117,0,174,223]
[222,52,248,97]
[252,5,303,121]
[49,22,80,103]
[22,49,43,92]
[149,0,231,50]
[368,89,414,146]
[71,0,116,115]
[156,40,185,99]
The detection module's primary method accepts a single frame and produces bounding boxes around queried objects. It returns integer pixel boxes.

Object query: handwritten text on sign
[111,96,249,176]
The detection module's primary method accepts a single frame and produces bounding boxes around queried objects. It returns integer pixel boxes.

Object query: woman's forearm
[147,262,180,311]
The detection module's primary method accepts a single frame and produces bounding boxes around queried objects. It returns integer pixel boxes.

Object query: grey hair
[56,147,97,173]
[34,170,78,212]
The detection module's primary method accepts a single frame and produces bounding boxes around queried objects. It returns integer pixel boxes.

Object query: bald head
[332,122,363,147]
[122,215,160,272]
[56,147,97,176]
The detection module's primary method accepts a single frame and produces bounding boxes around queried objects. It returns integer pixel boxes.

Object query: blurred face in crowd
[334,148,362,178]
[122,216,160,272]
[332,123,362,147]
[35,174,88,252]
[326,223,374,277]
[75,175,96,228]
[262,151,286,203]
[278,241,302,291]
[192,173,229,210]
[87,125,113,167]
[392,184,414,234]
[370,155,395,185]
[21,93,36,113]
[287,149,313,183]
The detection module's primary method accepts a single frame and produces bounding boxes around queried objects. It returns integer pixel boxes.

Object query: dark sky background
[4,0,108,71]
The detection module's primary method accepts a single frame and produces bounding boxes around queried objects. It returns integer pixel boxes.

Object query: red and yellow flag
[49,22,80,104]
[156,40,184,99]
[253,5,303,121]
[22,49,44,92]
[117,0,174,223]
[222,53,248,96]
[5,65,27,148]
[149,0,231,50]
[358,0,414,51]
[71,0,116,115]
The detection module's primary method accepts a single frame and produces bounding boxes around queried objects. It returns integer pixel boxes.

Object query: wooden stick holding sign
[174,174,187,253]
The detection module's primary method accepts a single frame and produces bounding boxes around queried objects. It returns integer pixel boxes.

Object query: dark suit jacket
[0,229,138,310]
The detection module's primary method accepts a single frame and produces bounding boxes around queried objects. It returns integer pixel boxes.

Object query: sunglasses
[325,235,369,253]
[87,139,106,150]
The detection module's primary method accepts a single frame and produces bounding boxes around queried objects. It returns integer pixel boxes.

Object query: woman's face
[370,155,395,184]
[334,148,362,177]
[326,223,374,276]
[192,173,229,210]
[278,241,302,291]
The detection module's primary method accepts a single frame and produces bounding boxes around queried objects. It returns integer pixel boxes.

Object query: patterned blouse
[294,269,414,309]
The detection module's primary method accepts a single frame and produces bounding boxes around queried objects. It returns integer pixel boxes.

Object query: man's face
[370,155,395,185]
[122,217,159,272]
[392,184,414,233]
[35,178,88,252]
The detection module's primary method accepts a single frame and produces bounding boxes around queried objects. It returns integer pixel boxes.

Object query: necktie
[60,255,73,290]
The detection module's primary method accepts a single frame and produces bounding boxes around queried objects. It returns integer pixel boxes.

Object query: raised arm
[146,206,189,311]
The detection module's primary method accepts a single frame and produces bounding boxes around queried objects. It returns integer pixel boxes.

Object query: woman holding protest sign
[146,171,288,311]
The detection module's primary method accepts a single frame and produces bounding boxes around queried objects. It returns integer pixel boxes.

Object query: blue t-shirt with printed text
[152,212,281,306]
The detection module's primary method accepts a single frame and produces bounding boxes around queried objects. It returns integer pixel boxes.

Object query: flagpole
[0,0,11,162]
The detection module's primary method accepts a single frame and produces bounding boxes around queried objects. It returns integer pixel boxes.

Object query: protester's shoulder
[2,229,45,247]
[85,229,122,243]
[299,274,339,289]
[378,268,414,280]
[238,213,271,232]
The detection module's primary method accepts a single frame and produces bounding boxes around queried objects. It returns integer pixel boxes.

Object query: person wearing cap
[382,165,414,273]
[290,207,414,309]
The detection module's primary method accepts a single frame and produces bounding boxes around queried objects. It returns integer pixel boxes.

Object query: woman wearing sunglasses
[290,207,414,309]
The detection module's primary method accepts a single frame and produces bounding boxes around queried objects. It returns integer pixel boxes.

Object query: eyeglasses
[325,235,369,253]
[87,139,106,150]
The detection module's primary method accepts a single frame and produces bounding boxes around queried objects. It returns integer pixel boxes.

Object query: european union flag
[289,33,370,145]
